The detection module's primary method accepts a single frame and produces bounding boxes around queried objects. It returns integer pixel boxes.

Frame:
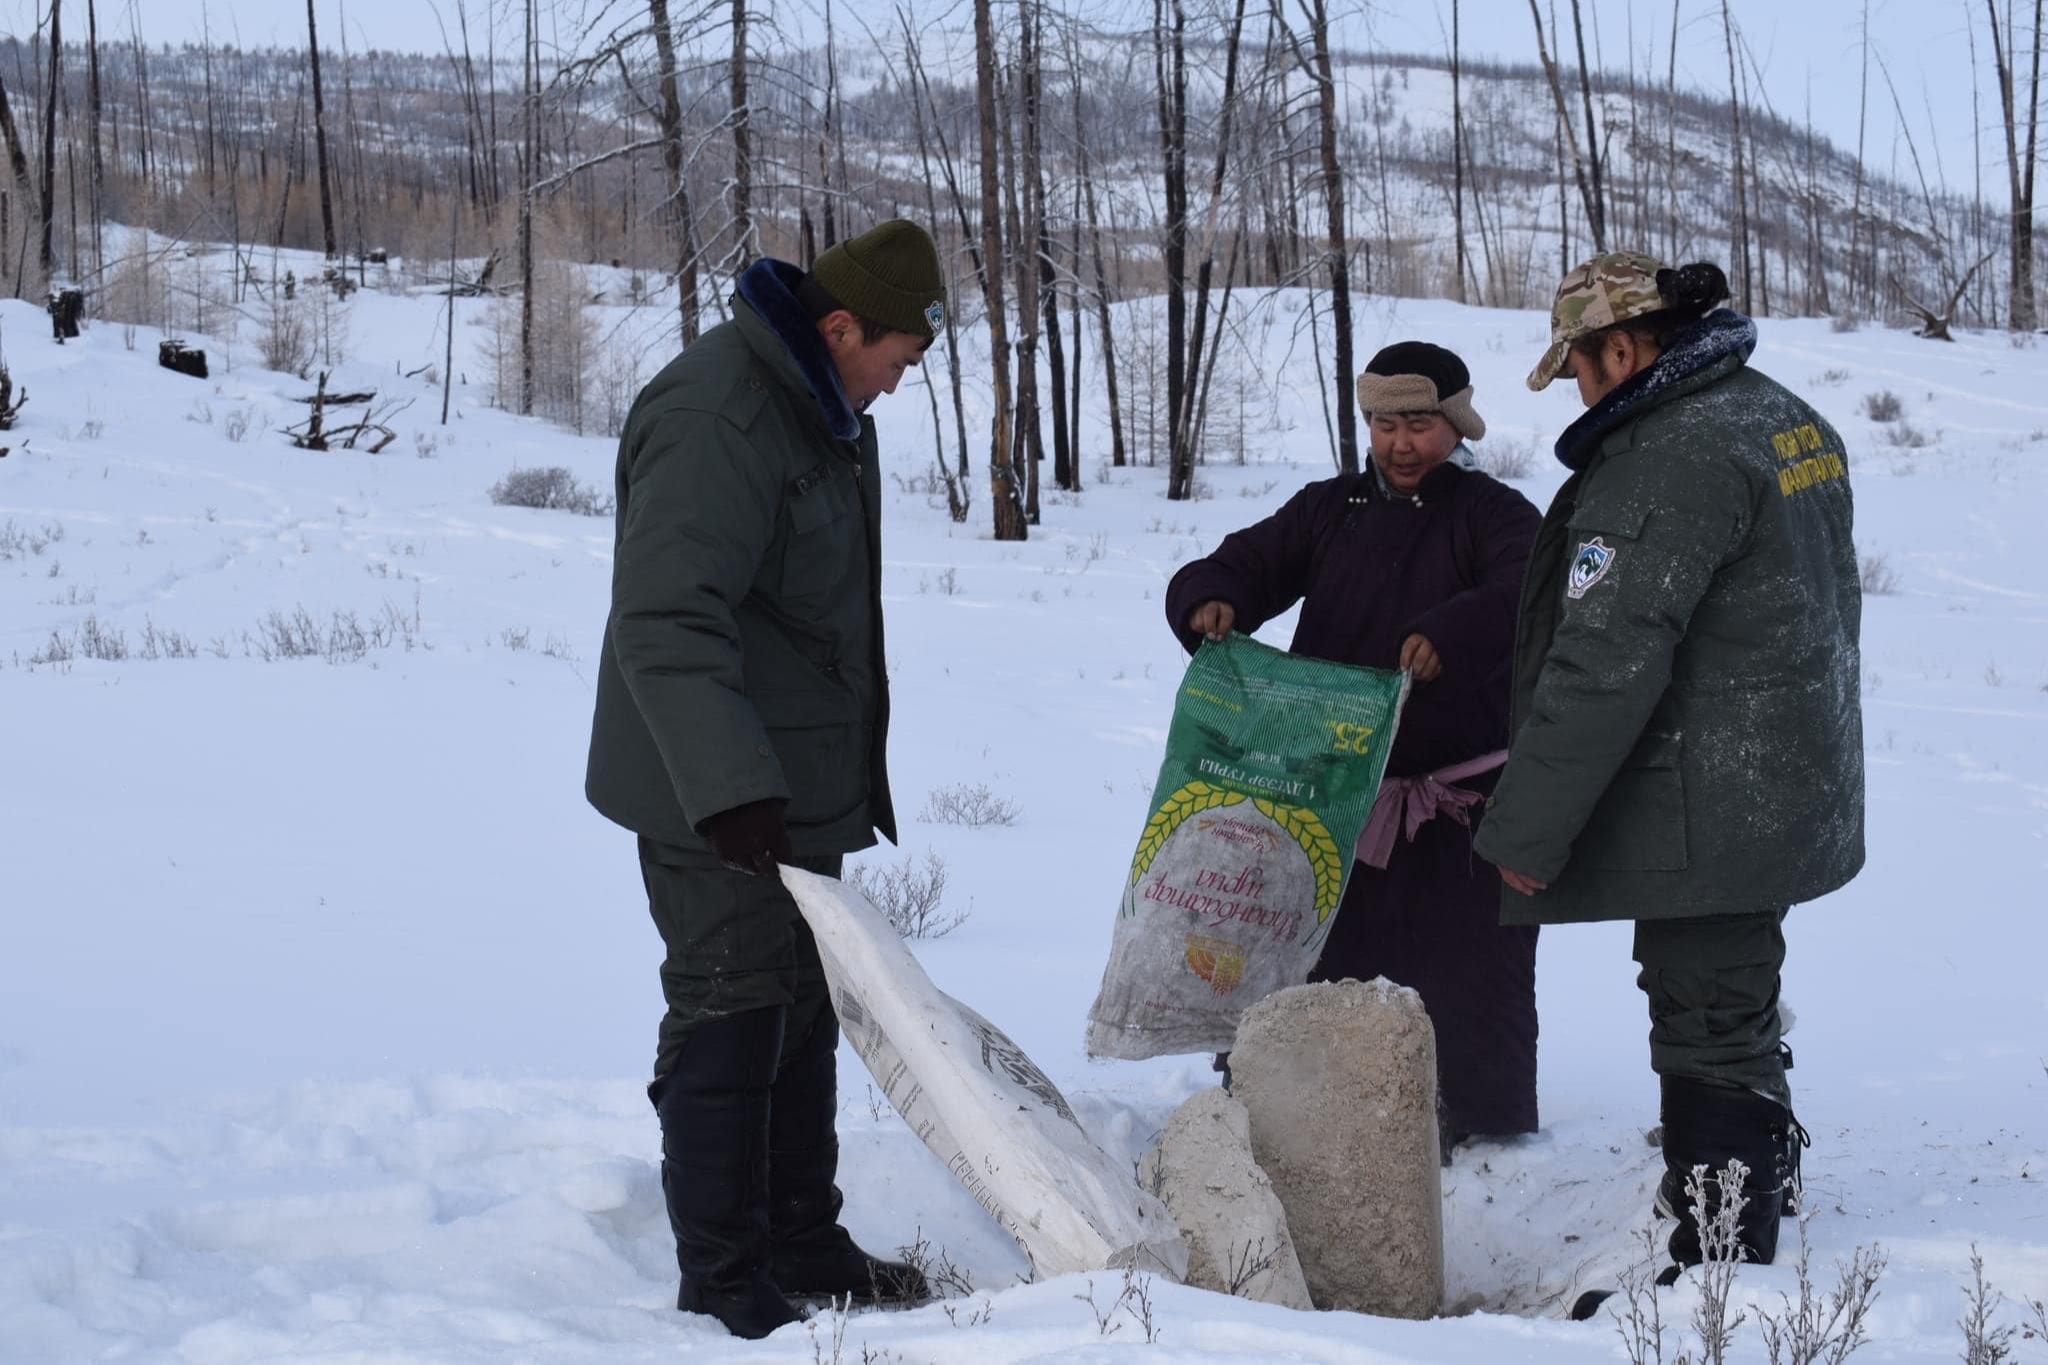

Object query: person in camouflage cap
[1478,251,1864,1285]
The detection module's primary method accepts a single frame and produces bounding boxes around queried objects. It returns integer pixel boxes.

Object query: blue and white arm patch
[1566,536,1617,599]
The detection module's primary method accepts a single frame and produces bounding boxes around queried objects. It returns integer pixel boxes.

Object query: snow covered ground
[2,261,2045,1363]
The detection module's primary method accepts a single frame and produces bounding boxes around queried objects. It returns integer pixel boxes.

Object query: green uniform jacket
[1473,313,1864,923]
[585,261,894,856]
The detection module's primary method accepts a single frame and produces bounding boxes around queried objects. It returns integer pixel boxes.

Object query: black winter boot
[1775,1045,1808,1217]
[1779,1110,1810,1217]
[766,1010,929,1305]
[1653,1075,1792,1268]
[651,1006,803,1340]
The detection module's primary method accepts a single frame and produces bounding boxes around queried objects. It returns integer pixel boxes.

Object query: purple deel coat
[1165,458,1541,1137]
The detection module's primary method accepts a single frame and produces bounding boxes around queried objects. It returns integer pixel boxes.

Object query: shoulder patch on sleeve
[1567,536,1617,598]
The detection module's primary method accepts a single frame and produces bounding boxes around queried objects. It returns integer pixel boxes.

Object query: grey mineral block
[1231,977,1444,1318]
[1138,1087,1314,1309]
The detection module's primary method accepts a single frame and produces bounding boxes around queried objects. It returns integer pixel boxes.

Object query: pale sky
[0,0,2001,202]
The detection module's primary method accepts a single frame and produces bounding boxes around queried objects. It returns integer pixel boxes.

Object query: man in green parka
[1474,252,1864,1274]
[586,220,944,1338]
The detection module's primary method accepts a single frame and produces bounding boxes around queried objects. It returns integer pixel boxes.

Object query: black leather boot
[1653,1075,1792,1267]
[651,1006,802,1339]
[766,1009,929,1305]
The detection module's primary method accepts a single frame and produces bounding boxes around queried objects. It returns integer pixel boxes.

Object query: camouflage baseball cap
[1526,250,1667,391]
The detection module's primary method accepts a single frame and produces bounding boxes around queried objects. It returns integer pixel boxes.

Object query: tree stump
[46,288,83,341]
[157,340,209,380]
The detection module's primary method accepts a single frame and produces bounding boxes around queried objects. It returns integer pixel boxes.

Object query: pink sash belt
[1353,749,1510,870]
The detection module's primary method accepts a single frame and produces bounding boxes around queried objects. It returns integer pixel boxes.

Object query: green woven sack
[1085,633,1408,1060]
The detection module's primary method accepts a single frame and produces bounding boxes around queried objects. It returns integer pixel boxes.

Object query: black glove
[702,798,795,876]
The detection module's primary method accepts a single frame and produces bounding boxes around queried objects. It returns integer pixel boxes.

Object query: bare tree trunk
[201,5,217,195]
[901,20,968,521]
[275,81,304,248]
[1154,0,1189,492]
[1007,22,1042,525]
[63,86,77,283]
[87,0,103,282]
[37,0,61,283]
[1666,0,1681,261]
[1720,0,1752,311]
[1036,97,1073,489]
[900,12,972,511]
[342,0,372,281]
[131,7,152,195]
[307,0,337,257]
[820,0,840,250]
[520,0,537,415]
[1070,23,1126,469]
[730,0,755,267]
[455,1,498,223]
[444,193,457,424]
[1069,198,1083,485]
[649,0,701,344]
[1451,0,1469,303]
[1989,0,2043,330]
[1169,0,1248,500]
[1740,47,1768,316]
[975,0,1025,541]
[1967,0,1985,321]
[0,75,35,292]
[1806,78,1832,314]
[1851,0,1870,312]
[1555,104,1571,276]
[1528,0,1604,254]
[1306,0,1357,475]
[1568,0,1608,249]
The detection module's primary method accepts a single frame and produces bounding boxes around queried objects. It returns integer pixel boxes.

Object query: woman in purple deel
[1166,341,1542,1157]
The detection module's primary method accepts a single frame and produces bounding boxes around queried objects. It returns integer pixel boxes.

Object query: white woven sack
[782,866,1186,1281]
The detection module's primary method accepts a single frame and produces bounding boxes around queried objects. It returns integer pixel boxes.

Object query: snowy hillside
[1,263,2045,1362]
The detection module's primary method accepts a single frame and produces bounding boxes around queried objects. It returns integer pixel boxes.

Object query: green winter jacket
[585,259,894,855]
[1473,313,1864,923]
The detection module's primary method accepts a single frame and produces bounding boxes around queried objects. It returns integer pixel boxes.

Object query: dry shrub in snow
[592,328,656,439]
[847,852,966,940]
[893,1229,974,1299]
[99,239,175,332]
[487,248,597,432]
[1472,435,1537,480]
[1859,552,1901,597]
[1604,1164,1887,1365]
[1756,1217,1885,1365]
[1957,1246,2020,1365]
[252,602,420,663]
[258,284,317,378]
[917,781,1020,828]
[78,614,129,662]
[1859,390,1904,423]
[488,466,613,517]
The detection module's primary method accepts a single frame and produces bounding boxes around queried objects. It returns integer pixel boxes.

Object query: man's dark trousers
[1632,909,1790,1105]
[638,837,842,1080]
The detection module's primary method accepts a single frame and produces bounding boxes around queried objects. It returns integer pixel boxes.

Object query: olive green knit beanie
[808,219,947,342]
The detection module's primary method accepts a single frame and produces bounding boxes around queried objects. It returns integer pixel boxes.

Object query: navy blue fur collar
[1553,310,1758,470]
[736,258,861,441]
